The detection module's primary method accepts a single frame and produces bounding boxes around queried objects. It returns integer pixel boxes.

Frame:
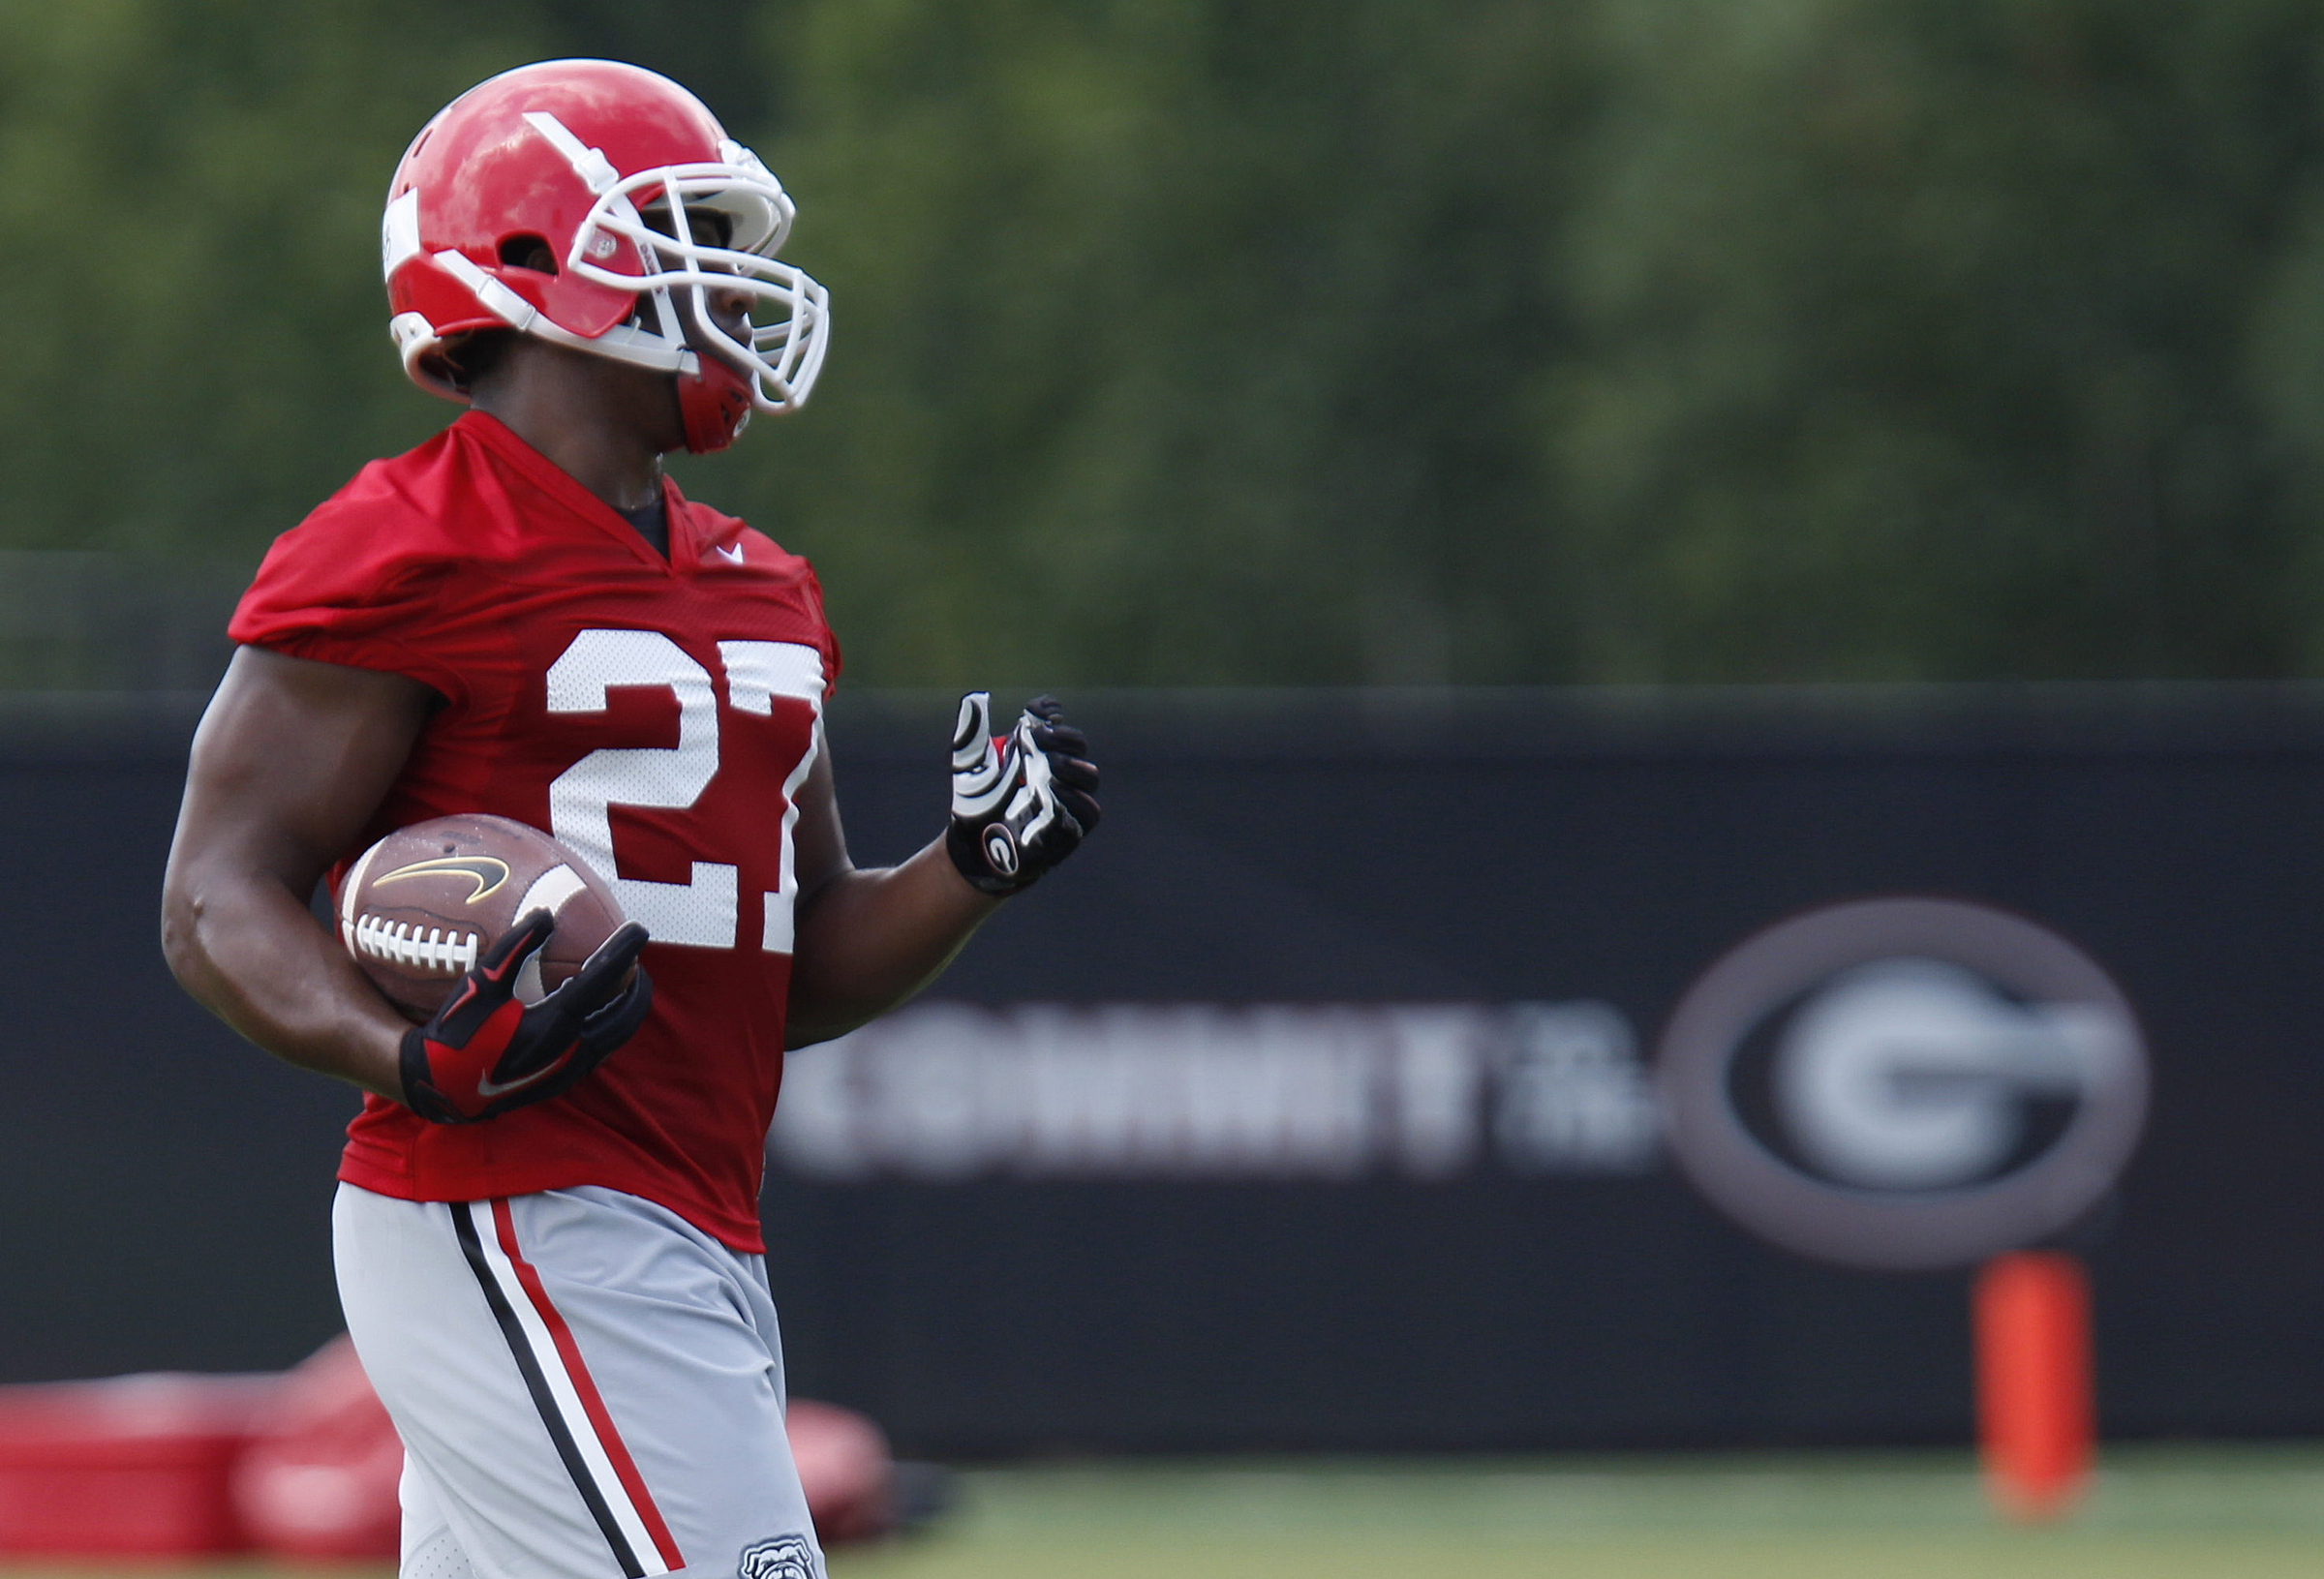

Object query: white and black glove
[946,693,1102,895]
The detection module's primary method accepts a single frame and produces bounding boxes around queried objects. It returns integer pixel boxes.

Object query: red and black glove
[398,910,653,1124]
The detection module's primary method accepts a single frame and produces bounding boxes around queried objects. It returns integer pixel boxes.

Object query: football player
[160,60,1098,1579]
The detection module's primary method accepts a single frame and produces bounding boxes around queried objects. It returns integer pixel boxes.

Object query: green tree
[12,0,2324,686]
[1544,0,2324,680]
[0,2,532,553]
[720,0,1587,683]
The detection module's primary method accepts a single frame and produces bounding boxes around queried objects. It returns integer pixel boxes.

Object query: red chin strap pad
[679,354,755,454]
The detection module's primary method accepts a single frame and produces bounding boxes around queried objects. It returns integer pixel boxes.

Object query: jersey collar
[454,410,695,572]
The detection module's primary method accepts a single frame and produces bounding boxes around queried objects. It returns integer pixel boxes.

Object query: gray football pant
[334,1182,825,1579]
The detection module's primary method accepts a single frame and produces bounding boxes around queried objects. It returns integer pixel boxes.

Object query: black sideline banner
[4,689,2322,1456]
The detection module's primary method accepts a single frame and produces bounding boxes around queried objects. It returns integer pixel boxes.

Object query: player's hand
[398,910,653,1124]
[945,692,1102,895]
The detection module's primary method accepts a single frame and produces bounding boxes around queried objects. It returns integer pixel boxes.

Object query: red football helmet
[382,60,829,453]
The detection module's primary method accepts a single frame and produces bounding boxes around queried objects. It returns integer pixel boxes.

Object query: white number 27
[544,629,823,953]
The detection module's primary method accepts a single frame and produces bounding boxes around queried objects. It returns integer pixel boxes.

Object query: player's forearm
[162,866,408,1099]
[782,837,1000,1048]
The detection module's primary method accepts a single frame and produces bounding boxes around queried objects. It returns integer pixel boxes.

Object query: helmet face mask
[383,60,829,453]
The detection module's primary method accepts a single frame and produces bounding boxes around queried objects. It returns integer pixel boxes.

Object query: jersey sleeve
[229,505,477,707]
[800,563,842,700]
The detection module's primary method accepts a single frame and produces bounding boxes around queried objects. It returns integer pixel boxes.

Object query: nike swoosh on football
[375,855,510,903]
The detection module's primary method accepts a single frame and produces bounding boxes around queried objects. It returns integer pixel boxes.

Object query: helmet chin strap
[677,348,754,454]
[665,276,754,454]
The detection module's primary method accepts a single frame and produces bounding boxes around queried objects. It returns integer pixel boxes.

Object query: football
[334,813,627,1022]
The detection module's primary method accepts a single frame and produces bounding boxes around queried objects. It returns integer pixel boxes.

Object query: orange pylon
[1973,1251,2095,1520]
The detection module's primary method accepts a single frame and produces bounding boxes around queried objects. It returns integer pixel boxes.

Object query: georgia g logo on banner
[1655,896,2149,1271]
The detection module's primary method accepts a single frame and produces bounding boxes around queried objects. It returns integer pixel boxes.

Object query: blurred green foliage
[8,0,2324,683]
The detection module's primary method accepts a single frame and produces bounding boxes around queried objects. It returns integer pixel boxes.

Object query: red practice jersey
[230,411,839,1251]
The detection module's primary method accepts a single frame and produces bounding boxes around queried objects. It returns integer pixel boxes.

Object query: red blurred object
[0,1372,274,1556]
[231,1335,403,1560]
[0,1335,904,1560]
[786,1397,895,1544]
[1974,1250,2095,1521]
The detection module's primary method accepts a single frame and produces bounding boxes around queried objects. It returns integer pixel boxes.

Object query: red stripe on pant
[490,1198,687,1571]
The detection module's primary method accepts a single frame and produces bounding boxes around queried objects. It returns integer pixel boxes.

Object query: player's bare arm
[785,696,1102,1048]
[782,743,997,1048]
[161,647,437,1099]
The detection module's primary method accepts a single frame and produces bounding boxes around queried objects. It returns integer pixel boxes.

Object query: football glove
[398,910,653,1124]
[945,692,1102,896]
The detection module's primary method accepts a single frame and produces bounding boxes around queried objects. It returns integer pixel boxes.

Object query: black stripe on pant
[451,1199,646,1579]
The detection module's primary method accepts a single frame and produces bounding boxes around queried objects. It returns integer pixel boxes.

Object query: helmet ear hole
[496,233,558,274]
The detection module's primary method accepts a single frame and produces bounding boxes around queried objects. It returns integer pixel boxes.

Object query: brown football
[334,813,627,1023]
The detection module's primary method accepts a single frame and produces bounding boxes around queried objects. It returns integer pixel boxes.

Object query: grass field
[7,1445,2323,1579]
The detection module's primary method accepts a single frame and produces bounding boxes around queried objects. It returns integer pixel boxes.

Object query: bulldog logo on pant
[738,1533,820,1579]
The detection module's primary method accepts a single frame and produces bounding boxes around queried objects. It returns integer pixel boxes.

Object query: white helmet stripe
[521,110,620,195]
[382,190,422,281]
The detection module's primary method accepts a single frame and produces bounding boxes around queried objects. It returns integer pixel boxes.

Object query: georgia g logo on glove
[399,910,654,1124]
[946,693,1103,896]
